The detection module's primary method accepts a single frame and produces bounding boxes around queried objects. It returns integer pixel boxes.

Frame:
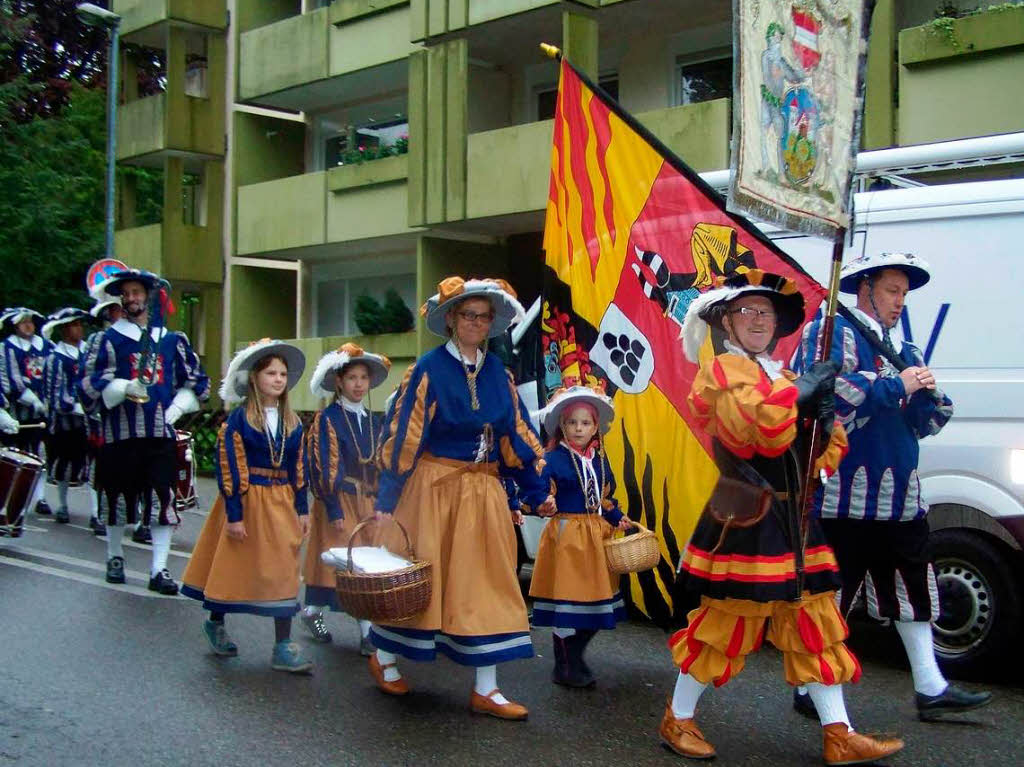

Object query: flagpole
[796,227,845,589]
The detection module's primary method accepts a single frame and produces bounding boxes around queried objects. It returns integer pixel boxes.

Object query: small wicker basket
[604,520,660,574]
[334,518,432,623]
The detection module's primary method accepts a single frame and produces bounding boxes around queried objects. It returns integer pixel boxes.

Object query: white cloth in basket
[321,546,413,574]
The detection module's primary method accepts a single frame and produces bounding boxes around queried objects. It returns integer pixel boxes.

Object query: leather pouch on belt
[706,476,775,554]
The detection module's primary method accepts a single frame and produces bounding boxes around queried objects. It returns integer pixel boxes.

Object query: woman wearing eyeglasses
[658,270,904,765]
[367,276,555,721]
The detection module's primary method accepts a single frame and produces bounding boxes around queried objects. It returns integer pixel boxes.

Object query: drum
[174,430,198,512]
[0,448,44,538]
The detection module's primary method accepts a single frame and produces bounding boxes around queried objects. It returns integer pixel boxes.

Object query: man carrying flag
[659,271,902,764]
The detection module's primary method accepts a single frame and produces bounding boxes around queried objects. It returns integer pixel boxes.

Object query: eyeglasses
[728,307,777,321]
[455,310,495,324]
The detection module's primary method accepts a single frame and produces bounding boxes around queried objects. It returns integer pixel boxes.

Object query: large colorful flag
[728,0,872,237]
[541,57,827,624]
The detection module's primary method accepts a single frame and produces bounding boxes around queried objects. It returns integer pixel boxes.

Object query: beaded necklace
[453,335,484,410]
[264,407,286,468]
[340,401,376,465]
[567,442,604,514]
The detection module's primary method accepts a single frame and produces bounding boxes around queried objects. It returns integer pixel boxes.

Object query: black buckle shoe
[793,688,818,720]
[55,507,70,524]
[132,525,152,544]
[89,516,107,536]
[35,500,52,516]
[916,684,993,720]
[148,568,179,595]
[106,556,126,584]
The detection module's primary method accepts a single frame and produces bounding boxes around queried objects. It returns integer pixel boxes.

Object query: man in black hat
[80,270,209,593]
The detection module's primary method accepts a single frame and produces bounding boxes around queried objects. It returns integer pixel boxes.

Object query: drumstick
[17,423,47,431]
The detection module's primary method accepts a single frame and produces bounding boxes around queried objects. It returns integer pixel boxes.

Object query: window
[314,268,416,337]
[536,75,619,121]
[676,49,732,106]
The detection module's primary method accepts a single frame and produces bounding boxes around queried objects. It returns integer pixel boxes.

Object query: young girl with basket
[529,384,631,688]
[301,342,390,655]
[181,340,313,674]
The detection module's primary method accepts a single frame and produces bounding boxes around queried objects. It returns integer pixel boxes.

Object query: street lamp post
[76,3,122,259]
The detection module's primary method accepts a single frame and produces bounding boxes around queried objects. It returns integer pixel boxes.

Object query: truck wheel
[930,529,1022,675]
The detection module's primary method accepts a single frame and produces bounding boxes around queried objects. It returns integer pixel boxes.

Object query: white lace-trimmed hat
[420,276,526,339]
[534,383,615,437]
[1,307,45,329]
[309,342,391,396]
[41,307,91,339]
[219,338,306,405]
[89,298,121,319]
[839,252,931,294]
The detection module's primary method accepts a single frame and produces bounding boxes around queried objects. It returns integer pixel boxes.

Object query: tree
[0,85,161,313]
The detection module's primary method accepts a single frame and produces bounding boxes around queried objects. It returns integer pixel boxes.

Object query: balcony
[238,5,416,109]
[114,221,221,285]
[237,161,420,257]
[898,5,1024,145]
[111,0,226,41]
[117,93,225,164]
[463,99,731,222]
[410,0,561,41]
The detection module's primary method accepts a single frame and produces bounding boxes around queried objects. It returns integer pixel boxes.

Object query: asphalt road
[1,479,1020,767]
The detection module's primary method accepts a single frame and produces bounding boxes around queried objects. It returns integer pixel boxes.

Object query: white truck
[519,133,1024,675]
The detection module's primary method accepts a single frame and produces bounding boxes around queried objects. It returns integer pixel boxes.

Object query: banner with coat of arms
[541,57,826,624]
[728,0,872,237]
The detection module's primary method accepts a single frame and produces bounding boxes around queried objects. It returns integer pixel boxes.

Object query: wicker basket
[334,518,432,623]
[604,521,660,574]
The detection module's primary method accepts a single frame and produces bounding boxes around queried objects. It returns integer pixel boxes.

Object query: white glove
[72,402,85,416]
[102,378,131,408]
[125,379,148,400]
[19,388,46,416]
[165,404,183,425]
[0,409,18,435]
[185,448,193,463]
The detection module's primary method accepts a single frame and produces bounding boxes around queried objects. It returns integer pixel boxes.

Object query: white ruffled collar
[8,335,44,352]
[110,318,167,343]
[445,339,484,366]
[339,396,367,417]
[55,341,80,360]
[849,307,903,354]
[723,339,785,381]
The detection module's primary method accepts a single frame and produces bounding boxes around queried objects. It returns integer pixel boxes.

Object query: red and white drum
[0,448,44,538]
[174,430,198,512]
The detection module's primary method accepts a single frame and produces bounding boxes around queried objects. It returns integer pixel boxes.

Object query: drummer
[41,308,93,524]
[1,307,54,515]
[0,391,18,437]
[301,342,390,654]
[369,277,555,721]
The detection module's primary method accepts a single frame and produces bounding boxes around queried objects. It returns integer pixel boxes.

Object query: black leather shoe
[55,507,70,524]
[916,684,993,720]
[35,500,52,516]
[89,516,107,536]
[793,688,818,720]
[148,568,179,595]
[132,525,152,544]
[106,556,126,584]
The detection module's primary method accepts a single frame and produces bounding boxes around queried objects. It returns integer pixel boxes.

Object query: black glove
[816,390,836,435]
[794,360,839,407]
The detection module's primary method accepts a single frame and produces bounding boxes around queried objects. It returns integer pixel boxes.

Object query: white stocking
[474,665,509,704]
[895,620,947,696]
[57,480,69,510]
[149,524,172,577]
[670,672,707,719]
[805,682,852,728]
[106,524,129,559]
[375,649,401,682]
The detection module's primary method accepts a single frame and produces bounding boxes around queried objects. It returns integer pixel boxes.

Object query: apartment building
[109,0,1024,409]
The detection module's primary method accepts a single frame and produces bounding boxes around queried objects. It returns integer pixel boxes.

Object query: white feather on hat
[218,338,306,405]
[41,308,91,340]
[90,298,121,318]
[309,342,391,396]
[680,286,741,364]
